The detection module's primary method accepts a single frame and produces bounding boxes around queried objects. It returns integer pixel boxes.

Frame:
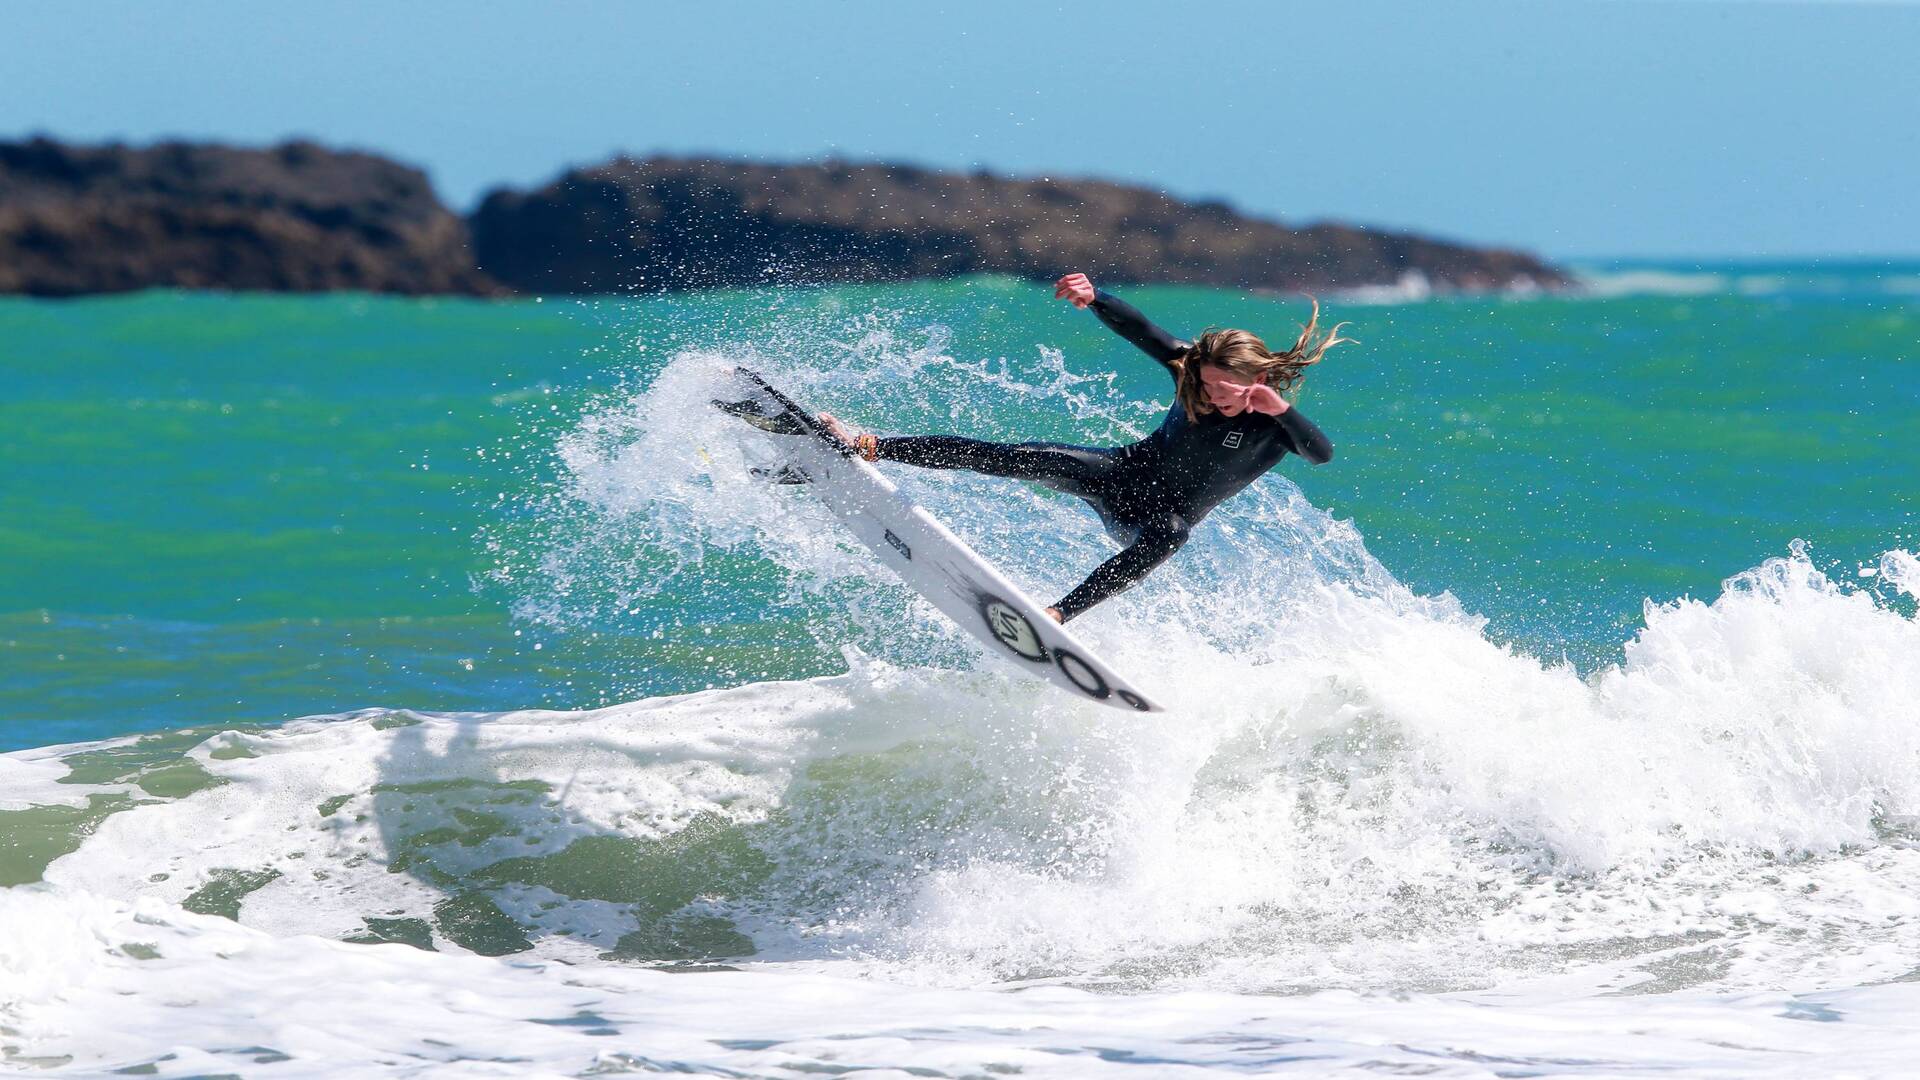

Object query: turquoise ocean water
[4,264,1914,751]
[4,262,1919,1076]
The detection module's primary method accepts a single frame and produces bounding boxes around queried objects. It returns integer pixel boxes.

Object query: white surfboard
[716,367,1162,713]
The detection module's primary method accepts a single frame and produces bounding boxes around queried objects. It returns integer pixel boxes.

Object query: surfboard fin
[750,464,813,485]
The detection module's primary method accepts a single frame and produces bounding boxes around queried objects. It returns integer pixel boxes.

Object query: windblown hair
[1171,299,1351,420]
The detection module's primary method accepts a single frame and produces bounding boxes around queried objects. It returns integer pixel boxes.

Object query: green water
[3,271,1915,750]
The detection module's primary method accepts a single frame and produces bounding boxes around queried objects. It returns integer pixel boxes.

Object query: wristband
[855,433,879,462]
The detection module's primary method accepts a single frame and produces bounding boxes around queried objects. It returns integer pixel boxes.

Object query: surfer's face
[1198,364,1266,416]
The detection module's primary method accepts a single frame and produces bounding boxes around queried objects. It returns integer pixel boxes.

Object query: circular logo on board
[1051,647,1111,701]
[981,599,1048,662]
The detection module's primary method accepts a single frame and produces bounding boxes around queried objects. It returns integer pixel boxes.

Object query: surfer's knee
[1136,518,1191,559]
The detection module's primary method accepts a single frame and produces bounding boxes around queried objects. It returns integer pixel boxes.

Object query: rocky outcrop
[0,138,496,296]
[0,139,1564,297]
[472,156,1565,295]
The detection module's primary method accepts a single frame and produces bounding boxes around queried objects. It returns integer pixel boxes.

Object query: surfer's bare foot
[1044,607,1064,624]
[818,412,862,448]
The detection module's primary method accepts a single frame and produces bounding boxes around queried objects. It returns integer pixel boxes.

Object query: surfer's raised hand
[1241,382,1289,415]
[1200,368,1291,417]
[1215,380,1287,416]
[1054,272,1095,309]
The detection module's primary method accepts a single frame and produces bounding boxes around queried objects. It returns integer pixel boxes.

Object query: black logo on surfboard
[981,598,1047,661]
[977,597,1149,708]
[883,529,911,561]
[1050,646,1111,700]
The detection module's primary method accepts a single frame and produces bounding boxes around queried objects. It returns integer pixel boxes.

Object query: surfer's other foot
[1044,607,1064,624]
[818,412,863,449]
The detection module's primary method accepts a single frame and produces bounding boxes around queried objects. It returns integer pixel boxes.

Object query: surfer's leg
[875,436,1117,497]
[1052,514,1191,622]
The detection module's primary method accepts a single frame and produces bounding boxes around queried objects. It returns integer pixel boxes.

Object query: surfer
[821,272,1343,624]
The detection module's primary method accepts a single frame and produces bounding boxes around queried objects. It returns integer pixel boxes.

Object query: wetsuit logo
[981,599,1047,661]
[1222,430,1244,449]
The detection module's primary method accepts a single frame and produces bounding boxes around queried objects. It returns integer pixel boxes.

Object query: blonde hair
[1172,299,1350,420]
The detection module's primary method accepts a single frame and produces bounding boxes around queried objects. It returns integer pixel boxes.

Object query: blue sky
[5,1,1915,258]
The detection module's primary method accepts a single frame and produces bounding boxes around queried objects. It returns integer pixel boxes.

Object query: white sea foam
[6,533,1920,1072]
[1333,269,1436,305]
[0,742,116,811]
[8,861,1920,1076]
[1574,268,1732,298]
[1572,264,1919,300]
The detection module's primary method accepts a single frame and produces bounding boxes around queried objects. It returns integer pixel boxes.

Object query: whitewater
[6,288,1920,1076]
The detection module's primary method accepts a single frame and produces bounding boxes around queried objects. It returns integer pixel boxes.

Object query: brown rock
[0,138,498,297]
[472,156,1565,295]
[0,140,1564,298]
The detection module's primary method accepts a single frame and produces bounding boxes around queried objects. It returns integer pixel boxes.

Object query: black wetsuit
[877,289,1334,621]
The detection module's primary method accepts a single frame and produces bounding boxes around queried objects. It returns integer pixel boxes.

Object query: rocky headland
[0,138,1565,297]
[0,138,495,297]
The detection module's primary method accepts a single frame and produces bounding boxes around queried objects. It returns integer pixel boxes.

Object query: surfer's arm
[1088,290,1190,373]
[1271,404,1334,465]
[1053,521,1190,622]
